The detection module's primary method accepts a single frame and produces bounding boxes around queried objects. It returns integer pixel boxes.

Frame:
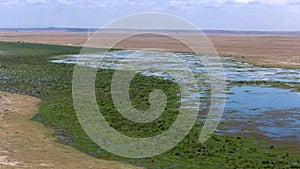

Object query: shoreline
[0,91,140,169]
[0,31,299,68]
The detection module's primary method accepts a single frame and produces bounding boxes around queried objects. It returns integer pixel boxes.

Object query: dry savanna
[1,31,300,68]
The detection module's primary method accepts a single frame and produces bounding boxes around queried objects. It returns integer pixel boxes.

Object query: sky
[1,0,300,31]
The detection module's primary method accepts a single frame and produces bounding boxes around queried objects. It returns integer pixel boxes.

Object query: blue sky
[1,0,300,30]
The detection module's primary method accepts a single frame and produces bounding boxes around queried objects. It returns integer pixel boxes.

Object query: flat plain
[1,30,300,68]
[1,30,300,168]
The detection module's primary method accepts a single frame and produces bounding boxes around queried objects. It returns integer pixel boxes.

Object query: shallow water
[52,50,300,142]
[222,86,300,140]
[226,86,300,115]
[53,50,300,83]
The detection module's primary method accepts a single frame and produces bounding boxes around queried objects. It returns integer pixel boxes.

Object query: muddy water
[52,50,300,142]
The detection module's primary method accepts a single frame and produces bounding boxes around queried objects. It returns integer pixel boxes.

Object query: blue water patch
[225,86,300,115]
[221,86,300,140]
[51,50,300,142]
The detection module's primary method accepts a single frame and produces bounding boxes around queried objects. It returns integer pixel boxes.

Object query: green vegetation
[1,41,300,168]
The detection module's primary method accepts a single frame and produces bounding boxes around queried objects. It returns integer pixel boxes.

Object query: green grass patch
[1,41,300,168]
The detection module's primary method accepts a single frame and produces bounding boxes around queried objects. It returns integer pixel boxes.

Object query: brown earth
[0,31,300,68]
[0,91,141,169]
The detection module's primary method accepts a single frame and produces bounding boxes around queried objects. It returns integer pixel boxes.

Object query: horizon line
[0,27,300,34]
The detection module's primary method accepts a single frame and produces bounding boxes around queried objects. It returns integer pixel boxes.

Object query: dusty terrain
[0,31,300,68]
[0,91,140,169]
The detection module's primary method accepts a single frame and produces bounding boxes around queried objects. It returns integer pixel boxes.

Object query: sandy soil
[0,31,300,68]
[0,91,141,169]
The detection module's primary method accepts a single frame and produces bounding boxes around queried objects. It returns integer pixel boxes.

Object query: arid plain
[1,31,300,68]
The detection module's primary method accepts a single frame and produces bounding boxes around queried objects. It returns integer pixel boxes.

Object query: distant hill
[1,27,300,35]
[202,30,300,35]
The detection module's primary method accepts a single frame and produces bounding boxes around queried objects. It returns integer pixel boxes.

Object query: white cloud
[57,0,82,5]
[57,0,156,9]
[0,0,156,8]
[168,0,300,12]
[0,0,20,5]
[233,0,256,4]
[233,0,300,5]
[169,0,300,6]
[287,4,300,13]
[26,0,49,4]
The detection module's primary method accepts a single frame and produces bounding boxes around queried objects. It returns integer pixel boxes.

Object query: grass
[1,41,300,168]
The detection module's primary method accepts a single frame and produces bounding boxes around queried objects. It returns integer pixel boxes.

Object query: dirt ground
[0,31,299,68]
[0,91,141,169]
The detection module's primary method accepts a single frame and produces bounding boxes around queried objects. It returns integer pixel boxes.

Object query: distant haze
[1,0,300,31]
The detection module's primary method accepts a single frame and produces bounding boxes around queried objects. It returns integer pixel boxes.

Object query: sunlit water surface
[52,50,300,141]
